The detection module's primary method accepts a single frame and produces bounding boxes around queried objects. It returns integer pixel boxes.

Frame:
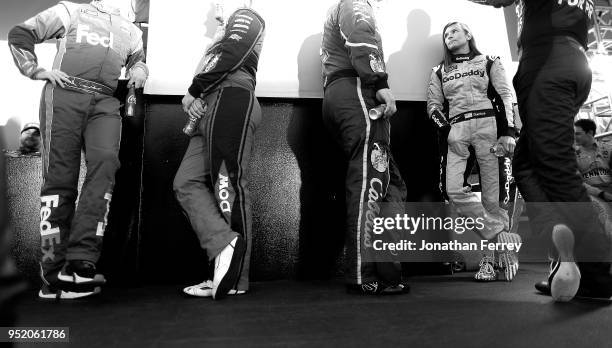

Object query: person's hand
[375,88,397,118]
[182,93,197,114]
[497,135,516,155]
[188,98,207,119]
[34,69,71,88]
[128,66,147,89]
[468,0,515,8]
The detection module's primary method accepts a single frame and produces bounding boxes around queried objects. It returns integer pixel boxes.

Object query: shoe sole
[550,261,581,302]
[38,287,101,300]
[213,237,246,300]
[550,225,579,302]
[57,272,106,286]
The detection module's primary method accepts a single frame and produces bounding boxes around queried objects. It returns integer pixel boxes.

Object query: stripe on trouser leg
[96,192,113,236]
[232,92,254,289]
[42,84,54,181]
[355,78,371,285]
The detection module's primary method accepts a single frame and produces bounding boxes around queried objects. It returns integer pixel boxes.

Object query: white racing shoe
[474,252,498,282]
[183,280,246,297]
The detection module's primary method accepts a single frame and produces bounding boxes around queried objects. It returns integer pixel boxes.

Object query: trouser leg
[208,87,260,290]
[514,42,610,262]
[446,120,505,240]
[68,94,121,263]
[323,78,402,285]
[173,87,259,291]
[472,117,509,232]
[38,86,89,284]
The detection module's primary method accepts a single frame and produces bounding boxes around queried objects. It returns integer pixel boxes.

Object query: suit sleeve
[188,8,265,98]
[427,67,444,116]
[489,58,516,132]
[338,0,388,91]
[426,66,450,128]
[126,29,148,78]
[7,3,71,79]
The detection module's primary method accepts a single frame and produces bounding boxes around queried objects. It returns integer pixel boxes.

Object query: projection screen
[144,0,515,101]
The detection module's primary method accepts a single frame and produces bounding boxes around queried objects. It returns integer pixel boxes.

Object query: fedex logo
[40,195,60,262]
[76,24,114,48]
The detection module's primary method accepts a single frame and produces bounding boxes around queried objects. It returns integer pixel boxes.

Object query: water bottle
[125,85,137,117]
[368,104,386,120]
[490,144,505,157]
[182,100,207,136]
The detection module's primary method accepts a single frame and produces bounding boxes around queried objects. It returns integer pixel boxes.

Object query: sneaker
[58,260,106,286]
[549,260,581,302]
[212,236,246,300]
[38,283,101,300]
[346,281,410,295]
[550,225,580,302]
[183,280,246,297]
[474,253,497,282]
[497,232,521,281]
[536,261,612,300]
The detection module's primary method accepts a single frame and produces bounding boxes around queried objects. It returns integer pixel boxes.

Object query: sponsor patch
[371,143,388,173]
[369,53,385,73]
[203,53,221,73]
[229,34,242,42]
[81,9,99,17]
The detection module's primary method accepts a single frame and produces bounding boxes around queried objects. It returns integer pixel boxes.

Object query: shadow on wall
[0,118,23,151]
[387,9,443,97]
[287,32,345,280]
[386,9,442,202]
[297,33,324,98]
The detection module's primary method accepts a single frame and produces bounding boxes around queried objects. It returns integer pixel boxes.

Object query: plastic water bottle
[125,85,137,117]
[182,100,207,136]
[182,114,201,136]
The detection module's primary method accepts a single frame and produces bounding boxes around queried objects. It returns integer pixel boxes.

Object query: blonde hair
[441,22,482,72]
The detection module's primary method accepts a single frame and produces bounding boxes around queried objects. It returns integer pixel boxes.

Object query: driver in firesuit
[321,0,409,295]
[427,22,521,282]
[8,0,148,299]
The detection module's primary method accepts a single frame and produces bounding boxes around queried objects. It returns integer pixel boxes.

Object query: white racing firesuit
[427,52,515,239]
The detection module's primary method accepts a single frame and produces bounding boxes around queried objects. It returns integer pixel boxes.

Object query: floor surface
[12,263,612,347]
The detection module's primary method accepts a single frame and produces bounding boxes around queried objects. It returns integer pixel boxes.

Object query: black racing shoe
[535,280,551,295]
[536,263,612,300]
[346,281,410,295]
[38,283,101,300]
[58,260,106,286]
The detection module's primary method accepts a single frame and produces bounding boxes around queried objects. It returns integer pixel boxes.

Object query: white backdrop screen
[145,0,514,101]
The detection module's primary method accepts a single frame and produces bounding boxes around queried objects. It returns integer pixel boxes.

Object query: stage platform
[12,263,612,347]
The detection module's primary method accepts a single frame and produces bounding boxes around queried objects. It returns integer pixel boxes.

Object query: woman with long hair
[427,22,520,281]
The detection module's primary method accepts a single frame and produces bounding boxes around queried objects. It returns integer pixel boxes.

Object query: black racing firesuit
[512,0,611,264]
[8,1,148,286]
[321,0,407,285]
[477,0,611,272]
[173,7,265,292]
